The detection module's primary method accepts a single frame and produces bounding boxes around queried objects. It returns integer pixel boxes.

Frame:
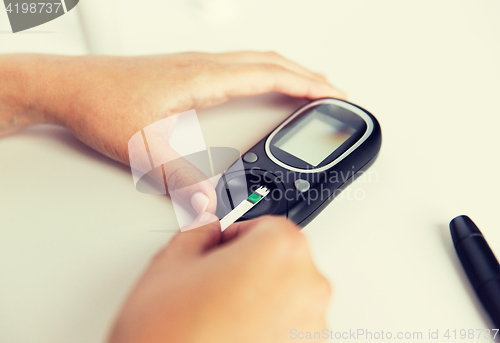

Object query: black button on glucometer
[243,152,258,163]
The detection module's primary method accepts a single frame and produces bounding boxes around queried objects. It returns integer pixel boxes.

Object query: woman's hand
[108,215,332,343]
[1,51,345,162]
[0,51,346,214]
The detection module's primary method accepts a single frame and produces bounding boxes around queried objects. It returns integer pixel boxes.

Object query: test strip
[220,186,270,231]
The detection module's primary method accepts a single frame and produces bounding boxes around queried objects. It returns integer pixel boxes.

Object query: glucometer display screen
[274,109,356,166]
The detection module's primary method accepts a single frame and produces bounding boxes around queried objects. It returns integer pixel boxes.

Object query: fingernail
[191,192,209,214]
[195,212,217,224]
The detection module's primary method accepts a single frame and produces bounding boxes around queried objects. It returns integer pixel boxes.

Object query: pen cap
[450,215,481,245]
[450,215,500,289]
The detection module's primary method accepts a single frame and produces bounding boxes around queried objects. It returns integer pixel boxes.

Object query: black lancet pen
[450,215,500,329]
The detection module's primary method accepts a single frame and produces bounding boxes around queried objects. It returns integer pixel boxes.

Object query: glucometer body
[215,98,382,227]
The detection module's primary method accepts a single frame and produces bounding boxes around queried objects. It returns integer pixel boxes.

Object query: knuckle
[256,64,289,91]
[263,216,297,237]
[178,51,198,58]
[264,62,285,73]
[253,217,292,247]
[195,61,219,74]
[239,50,256,58]
[174,57,219,74]
[302,275,332,316]
[263,217,308,256]
[316,276,333,301]
[290,235,311,261]
[287,229,308,252]
[266,50,281,59]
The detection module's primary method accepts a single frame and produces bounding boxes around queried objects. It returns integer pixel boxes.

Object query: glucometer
[215,98,382,229]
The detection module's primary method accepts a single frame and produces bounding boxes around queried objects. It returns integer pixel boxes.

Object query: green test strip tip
[247,192,263,204]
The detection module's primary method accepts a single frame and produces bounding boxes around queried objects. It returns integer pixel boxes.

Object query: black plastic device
[215,98,382,227]
[450,216,500,329]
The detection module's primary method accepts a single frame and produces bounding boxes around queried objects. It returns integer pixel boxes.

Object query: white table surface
[1,1,500,342]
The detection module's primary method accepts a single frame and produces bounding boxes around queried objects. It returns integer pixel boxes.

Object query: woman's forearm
[0,54,71,135]
[1,55,41,134]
